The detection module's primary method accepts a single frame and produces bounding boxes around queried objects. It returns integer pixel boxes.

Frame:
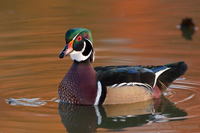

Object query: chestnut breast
[58,62,98,105]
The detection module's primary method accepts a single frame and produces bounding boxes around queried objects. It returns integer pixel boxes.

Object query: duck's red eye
[77,36,82,41]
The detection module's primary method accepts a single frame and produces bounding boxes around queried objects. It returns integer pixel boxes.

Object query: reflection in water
[1,0,200,132]
[177,17,198,40]
[58,96,187,133]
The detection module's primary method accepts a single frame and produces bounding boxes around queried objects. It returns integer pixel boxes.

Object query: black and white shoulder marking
[108,82,153,95]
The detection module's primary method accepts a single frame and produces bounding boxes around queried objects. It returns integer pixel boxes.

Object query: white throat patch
[70,41,92,62]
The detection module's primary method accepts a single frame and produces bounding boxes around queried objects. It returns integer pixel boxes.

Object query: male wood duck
[58,28,188,105]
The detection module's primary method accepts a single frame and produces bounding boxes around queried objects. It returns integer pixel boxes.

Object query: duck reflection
[58,96,187,133]
[177,17,198,40]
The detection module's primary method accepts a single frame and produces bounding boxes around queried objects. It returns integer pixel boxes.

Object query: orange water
[0,0,200,132]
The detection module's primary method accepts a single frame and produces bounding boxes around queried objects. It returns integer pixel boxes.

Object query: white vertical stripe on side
[94,81,102,105]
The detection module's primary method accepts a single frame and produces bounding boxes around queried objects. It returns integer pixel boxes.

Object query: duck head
[59,28,95,62]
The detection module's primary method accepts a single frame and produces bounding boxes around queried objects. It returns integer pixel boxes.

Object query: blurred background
[0,0,200,132]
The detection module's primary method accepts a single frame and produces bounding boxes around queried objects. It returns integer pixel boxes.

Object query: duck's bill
[59,45,73,58]
[59,40,73,59]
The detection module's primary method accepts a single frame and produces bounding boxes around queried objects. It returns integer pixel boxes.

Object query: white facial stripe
[72,31,82,41]
[69,32,94,62]
[85,38,95,62]
[85,38,93,46]
[70,42,92,62]
[70,41,86,55]
[82,41,86,52]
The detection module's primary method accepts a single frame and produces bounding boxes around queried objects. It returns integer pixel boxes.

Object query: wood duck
[58,28,188,105]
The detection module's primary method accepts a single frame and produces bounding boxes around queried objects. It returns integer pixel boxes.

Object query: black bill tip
[59,52,65,59]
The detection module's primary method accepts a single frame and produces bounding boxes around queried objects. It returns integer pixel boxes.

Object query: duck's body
[58,28,188,105]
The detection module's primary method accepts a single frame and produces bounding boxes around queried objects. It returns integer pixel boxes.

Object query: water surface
[0,0,200,132]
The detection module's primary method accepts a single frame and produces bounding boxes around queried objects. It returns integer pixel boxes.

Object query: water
[0,0,200,132]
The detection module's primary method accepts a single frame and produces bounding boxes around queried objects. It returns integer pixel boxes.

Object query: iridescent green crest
[65,28,93,44]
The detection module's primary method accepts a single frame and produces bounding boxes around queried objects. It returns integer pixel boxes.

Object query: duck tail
[157,61,188,93]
